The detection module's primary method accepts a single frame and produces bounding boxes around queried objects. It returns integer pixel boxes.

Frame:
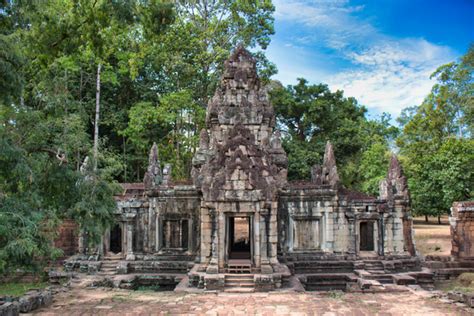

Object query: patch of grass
[111,295,130,303]
[0,281,49,297]
[327,290,344,299]
[435,273,474,294]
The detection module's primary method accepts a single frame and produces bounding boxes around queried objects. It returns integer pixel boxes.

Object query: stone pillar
[253,212,261,269]
[260,209,272,273]
[450,201,474,259]
[200,206,211,263]
[206,208,219,274]
[155,214,161,252]
[218,211,226,270]
[78,229,85,254]
[347,217,356,254]
[269,203,279,264]
[125,213,136,260]
[288,213,294,252]
[187,218,193,253]
[104,228,110,254]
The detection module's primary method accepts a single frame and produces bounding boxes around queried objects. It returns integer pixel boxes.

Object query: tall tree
[271,78,372,184]
[397,46,474,222]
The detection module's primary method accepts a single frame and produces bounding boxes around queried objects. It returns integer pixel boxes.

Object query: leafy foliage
[397,46,474,218]
[270,78,396,189]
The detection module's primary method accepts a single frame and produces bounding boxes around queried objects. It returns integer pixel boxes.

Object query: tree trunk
[123,136,127,182]
[438,215,441,225]
[93,63,101,171]
[425,215,428,223]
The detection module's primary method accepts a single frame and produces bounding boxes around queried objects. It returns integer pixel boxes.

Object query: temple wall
[278,187,411,257]
[278,188,339,254]
[115,186,200,258]
[450,201,474,259]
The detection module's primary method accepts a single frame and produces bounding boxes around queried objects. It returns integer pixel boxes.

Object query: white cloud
[328,39,455,115]
[274,0,375,49]
[270,0,457,117]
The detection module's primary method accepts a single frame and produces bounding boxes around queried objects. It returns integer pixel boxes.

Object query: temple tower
[192,46,288,279]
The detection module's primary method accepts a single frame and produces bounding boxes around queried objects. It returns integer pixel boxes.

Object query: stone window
[293,219,321,250]
[162,219,189,250]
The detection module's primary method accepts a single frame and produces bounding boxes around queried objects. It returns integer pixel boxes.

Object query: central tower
[192,47,288,283]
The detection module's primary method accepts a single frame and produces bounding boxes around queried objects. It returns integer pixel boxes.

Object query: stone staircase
[302,273,357,291]
[99,255,121,276]
[224,274,255,293]
[362,260,384,272]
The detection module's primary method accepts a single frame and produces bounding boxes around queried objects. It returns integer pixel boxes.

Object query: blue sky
[266,0,474,120]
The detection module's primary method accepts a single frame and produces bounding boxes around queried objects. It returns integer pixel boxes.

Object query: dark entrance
[109,223,122,254]
[359,221,374,251]
[228,217,251,259]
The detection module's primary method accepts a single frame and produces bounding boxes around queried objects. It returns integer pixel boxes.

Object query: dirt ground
[413,216,451,256]
[32,287,472,316]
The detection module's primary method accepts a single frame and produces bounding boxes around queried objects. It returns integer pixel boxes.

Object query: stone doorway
[227,216,252,260]
[359,221,374,251]
[110,223,122,254]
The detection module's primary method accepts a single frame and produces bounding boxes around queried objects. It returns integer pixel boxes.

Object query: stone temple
[69,47,430,292]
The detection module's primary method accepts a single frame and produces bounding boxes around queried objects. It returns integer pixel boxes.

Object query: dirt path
[32,287,472,315]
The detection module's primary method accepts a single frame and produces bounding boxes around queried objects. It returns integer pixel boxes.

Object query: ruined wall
[150,186,201,254]
[379,155,415,256]
[54,219,78,256]
[114,182,200,259]
[450,201,474,259]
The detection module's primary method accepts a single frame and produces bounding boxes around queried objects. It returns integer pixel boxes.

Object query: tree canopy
[396,45,474,220]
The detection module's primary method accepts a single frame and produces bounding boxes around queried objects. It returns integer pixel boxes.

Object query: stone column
[155,214,161,252]
[125,213,136,260]
[260,209,273,273]
[253,212,261,269]
[269,202,279,264]
[200,206,211,263]
[78,229,85,254]
[206,208,219,274]
[347,218,356,254]
[187,218,193,253]
[288,213,294,252]
[218,211,226,270]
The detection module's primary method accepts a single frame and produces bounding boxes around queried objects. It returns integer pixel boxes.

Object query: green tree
[358,139,391,196]
[397,46,474,222]
[122,90,205,179]
[270,78,382,185]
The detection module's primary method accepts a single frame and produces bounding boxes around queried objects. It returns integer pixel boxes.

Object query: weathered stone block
[0,302,19,316]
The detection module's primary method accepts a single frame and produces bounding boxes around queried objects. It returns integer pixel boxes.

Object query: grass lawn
[436,273,474,294]
[0,281,49,297]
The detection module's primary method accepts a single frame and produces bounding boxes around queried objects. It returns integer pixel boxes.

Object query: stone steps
[224,287,254,293]
[293,261,354,274]
[302,273,357,291]
[224,274,255,292]
[99,259,120,275]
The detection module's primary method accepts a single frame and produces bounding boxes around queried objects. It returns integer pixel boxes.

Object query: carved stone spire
[193,46,287,201]
[143,142,162,189]
[311,141,340,187]
[379,154,409,200]
[206,45,274,127]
